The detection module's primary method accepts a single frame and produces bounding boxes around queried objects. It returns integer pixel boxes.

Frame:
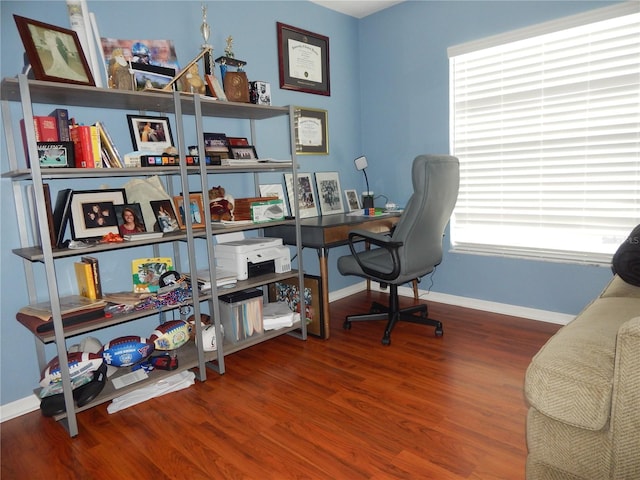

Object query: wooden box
[233,197,278,220]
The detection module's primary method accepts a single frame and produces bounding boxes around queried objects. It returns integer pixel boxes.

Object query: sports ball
[40,351,104,388]
[101,336,155,367]
[149,320,191,350]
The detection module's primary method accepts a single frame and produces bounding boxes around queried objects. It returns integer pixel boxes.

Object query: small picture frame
[36,141,74,168]
[268,274,325,338]
[284,172,318,218]
[344,189,361,212]
[69,189,127,240]
[113,203,147,235]
[203,132,229,159]
[126,115,174,154]
[315,172,344,215]
[13,15,95,86]
[294,107,328,155]
[130,62,176,91]
[150,199,180,233]
[259,183,289,216]
[229,145,258,160]
[173,194,206,229]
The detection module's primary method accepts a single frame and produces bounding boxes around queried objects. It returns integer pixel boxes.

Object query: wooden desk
[266,213,400,338]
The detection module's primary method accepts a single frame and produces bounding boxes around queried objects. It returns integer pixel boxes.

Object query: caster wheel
[381,335,391,346]
[343,320,351,330]
[435,327,444,337]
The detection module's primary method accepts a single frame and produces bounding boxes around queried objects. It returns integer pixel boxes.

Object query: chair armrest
[347,229,404,281]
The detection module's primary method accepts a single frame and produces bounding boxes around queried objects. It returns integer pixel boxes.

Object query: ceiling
[310,0,405,18]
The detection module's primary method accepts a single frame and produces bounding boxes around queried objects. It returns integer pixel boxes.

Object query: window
[448,3,640,264]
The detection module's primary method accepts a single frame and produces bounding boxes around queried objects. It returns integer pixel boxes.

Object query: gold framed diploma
[277,22,330,96]
[294,107,328,155]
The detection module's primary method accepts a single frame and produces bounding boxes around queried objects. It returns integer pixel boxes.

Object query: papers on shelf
[187,268,237,290]
[263,302,299,330]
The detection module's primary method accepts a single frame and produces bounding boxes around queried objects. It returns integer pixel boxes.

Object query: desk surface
[266,212,401,249]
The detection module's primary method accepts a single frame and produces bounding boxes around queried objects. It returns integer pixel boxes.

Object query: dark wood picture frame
[13,15,95,86]
[268,274,325,338]
[277,22,330,96]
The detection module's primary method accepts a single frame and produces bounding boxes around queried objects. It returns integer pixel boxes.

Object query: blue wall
[0,0,619,406]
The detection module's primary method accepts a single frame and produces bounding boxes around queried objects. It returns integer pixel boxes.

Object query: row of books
[21,109,123,169]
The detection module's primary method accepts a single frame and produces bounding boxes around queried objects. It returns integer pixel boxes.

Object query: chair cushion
[525,297,640,430]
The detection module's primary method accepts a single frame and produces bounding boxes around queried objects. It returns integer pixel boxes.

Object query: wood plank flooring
[1,291,561,479]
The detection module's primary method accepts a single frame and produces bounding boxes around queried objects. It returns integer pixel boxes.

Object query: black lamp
[355,155,374,209]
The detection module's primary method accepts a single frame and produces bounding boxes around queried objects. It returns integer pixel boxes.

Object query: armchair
[337,154,460,345]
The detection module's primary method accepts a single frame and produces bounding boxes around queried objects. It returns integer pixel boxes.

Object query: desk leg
[317,247,331,339]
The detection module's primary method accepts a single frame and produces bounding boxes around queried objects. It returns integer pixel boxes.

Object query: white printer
[215,237,291,280]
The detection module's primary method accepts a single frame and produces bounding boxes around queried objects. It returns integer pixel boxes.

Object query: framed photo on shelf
[315,172,344,215]
[113,203,147,235]
[229,145,258,160]
[149,199,180,233]
[344,189,361,212]
[268,274,325,338]
[69,189,127,240]
[172,194,206,229]
[259,183,289,216]
[277,22,330,96]
[203,132,229,160]
[284,172,318,218]
[126,115,173,153]
[129,62,176,91]
[294,107,328,155]
[13,15,95,86]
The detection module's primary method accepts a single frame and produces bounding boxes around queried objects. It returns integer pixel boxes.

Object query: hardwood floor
[1,291,561,479]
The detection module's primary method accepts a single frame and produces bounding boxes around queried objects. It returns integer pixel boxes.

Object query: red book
[20,116,59,166]
[70,125,94,168]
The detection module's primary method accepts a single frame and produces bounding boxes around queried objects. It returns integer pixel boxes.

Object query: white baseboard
[2,283,571,422]
[1,394,40,423]
[329,281,574,325]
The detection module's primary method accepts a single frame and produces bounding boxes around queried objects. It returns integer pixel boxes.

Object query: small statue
[181,63,206,95]
[108,48,133,90]
[224,36,234,58]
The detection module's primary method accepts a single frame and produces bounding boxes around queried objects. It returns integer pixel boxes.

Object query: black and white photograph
[315,172,344,215]
[284,172,318,218]
[344,189,361,212]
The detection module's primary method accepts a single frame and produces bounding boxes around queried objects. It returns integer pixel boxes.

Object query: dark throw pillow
[612,224,640,287]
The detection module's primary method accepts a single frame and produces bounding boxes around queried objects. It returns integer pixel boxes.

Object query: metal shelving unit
[1,75,305,436]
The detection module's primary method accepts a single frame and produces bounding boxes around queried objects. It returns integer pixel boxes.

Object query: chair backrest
[391,154,460,279]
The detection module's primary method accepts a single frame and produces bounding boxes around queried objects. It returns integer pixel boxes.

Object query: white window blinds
[448,4,640,264]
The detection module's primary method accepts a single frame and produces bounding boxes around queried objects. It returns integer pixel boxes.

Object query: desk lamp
[355,155,374,209]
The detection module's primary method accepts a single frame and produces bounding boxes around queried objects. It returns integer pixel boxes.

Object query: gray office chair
[337,154,460,345]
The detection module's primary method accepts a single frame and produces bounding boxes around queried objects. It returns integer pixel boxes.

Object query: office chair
[337,154,460,345]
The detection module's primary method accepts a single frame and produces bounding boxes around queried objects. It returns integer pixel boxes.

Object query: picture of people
[344,189,361,212]
[284,173,318,218]
[114,204,147,235]
[127,115,173,154]
[315,172,344,215]
[14,16,94,86]
[172,194,206,229]
[150,200,180,233]
[82,202,117,229]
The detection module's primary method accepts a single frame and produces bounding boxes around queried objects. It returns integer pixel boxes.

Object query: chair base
[343,285,443,345]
